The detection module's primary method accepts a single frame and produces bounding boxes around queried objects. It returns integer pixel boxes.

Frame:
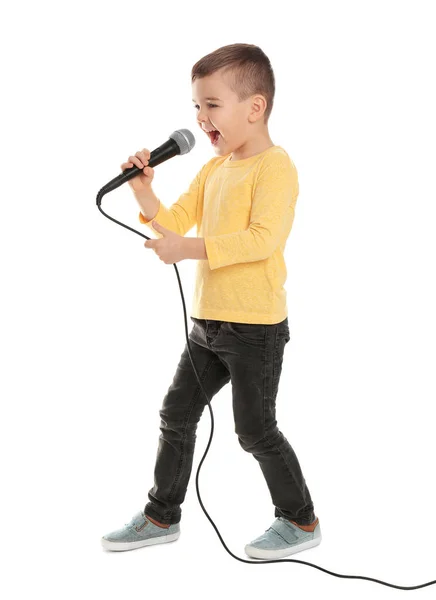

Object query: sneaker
[101,510,180,551]
[244,516,321,559]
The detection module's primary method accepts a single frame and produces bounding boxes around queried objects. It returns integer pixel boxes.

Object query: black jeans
[144,317,316,526]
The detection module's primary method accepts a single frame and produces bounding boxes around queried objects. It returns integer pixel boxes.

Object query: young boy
[101,43,321,559]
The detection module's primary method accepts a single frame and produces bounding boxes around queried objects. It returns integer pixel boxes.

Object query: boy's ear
[249,94,268,123]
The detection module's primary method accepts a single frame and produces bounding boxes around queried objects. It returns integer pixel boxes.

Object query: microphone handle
[102,137,180,194]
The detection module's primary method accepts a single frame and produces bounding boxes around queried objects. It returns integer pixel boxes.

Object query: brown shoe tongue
[146,514,170,529]
[289,518,318,532]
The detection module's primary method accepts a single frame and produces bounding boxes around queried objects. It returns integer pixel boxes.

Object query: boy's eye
[194,104,218,109]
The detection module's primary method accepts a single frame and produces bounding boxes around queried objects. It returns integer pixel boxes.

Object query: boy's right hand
[120,148,155,193]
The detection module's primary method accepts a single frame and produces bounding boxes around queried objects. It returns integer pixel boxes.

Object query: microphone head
[169,129,196,155]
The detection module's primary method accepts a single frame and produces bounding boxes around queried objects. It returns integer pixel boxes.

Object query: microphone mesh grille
[169,129,196,155]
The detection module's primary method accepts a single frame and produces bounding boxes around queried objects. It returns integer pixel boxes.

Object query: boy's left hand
[144,221,186,265]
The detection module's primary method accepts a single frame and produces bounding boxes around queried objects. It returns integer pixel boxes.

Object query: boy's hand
[144,221,187,265]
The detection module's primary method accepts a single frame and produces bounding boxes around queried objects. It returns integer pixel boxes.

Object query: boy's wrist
[183,237,208,260]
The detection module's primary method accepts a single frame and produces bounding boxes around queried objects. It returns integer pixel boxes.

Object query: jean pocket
[276,318,290,343]
[283,326,291,343]
[226,322,266,346]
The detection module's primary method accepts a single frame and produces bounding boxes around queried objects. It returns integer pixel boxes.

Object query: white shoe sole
[245,533,322,559]
[101,530,180,551]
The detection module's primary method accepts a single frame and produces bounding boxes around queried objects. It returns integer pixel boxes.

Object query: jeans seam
[262,328,267,438]
[272,326,278,402]
[263,325,300,502]
[166,354,216,521]
[264,432,300,495]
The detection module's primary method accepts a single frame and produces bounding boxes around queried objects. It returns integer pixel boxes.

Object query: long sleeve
[138,164,203,238]
[204,155,298,270]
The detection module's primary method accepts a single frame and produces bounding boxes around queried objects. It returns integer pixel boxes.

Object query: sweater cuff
[204,236,220,270]
[138,200,161,231]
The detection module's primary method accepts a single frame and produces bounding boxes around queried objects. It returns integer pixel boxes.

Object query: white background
[1,0,435,597]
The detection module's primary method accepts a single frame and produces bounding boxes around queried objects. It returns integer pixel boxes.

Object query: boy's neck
[229,134,275,162]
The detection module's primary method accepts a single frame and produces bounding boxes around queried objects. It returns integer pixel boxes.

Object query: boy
[101,43,321,559]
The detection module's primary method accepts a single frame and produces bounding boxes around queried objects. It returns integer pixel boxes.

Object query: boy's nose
[197,118,211,131]
[196,108,209,123]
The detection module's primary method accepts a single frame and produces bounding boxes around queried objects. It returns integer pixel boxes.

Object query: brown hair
[191,43,275,124]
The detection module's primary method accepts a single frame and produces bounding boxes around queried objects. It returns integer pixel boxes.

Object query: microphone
[102,129,196,194]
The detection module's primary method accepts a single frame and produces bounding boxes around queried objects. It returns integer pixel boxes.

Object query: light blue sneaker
[101,511,180,552]
[245,516,322,559]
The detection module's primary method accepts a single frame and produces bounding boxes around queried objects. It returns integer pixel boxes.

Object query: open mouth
[206,129,221,145]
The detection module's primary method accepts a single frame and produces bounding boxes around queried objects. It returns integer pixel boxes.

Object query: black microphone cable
[96,188,436,591]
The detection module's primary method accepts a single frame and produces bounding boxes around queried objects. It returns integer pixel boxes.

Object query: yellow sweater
[139,145,299,325]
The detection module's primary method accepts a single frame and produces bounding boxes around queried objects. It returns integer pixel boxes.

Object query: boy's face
[192,70,257,156]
